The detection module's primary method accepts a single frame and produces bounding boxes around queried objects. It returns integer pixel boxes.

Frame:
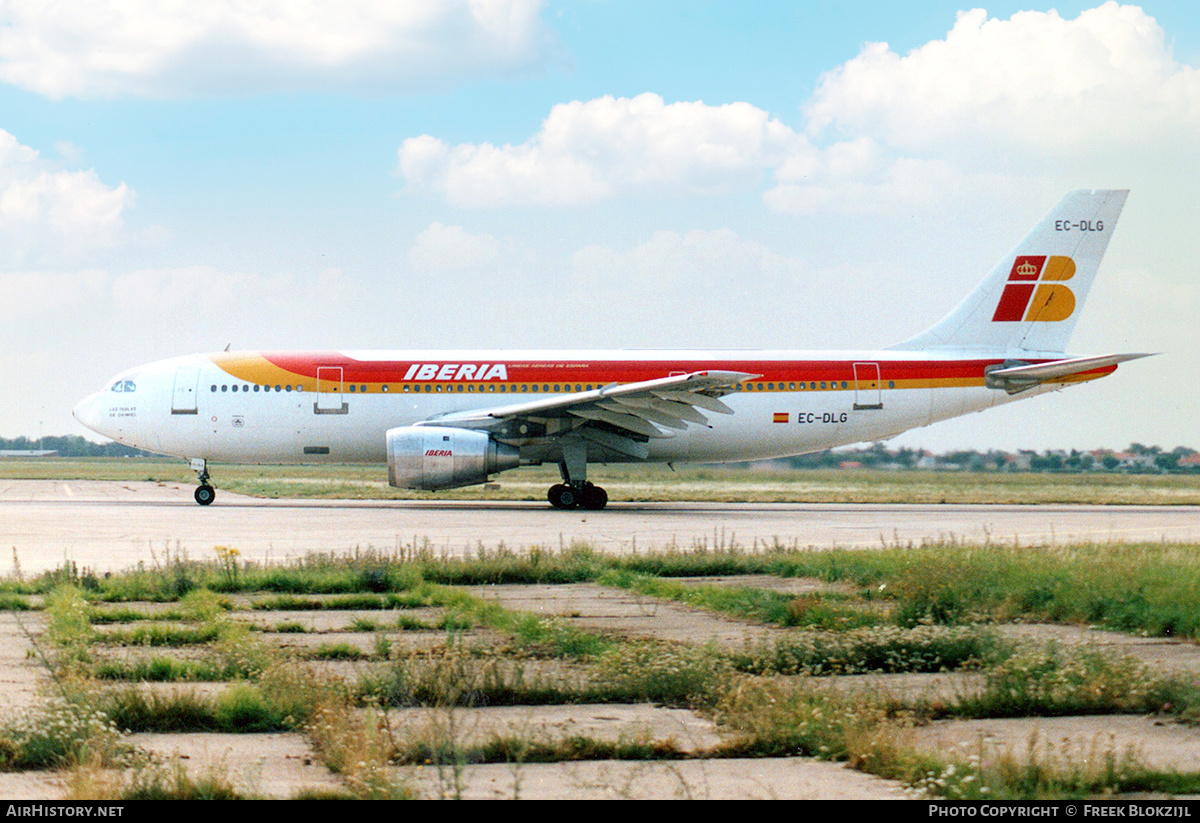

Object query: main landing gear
[191,458,216,506]
[548,482,607,510]
[547,443,607,510]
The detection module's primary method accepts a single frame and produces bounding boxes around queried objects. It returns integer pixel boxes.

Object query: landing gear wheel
[194,484,216,506]
[579,483,608,510]
[548,484,578,510]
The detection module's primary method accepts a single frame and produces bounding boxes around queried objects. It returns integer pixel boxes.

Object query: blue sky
[2,1,1198,453]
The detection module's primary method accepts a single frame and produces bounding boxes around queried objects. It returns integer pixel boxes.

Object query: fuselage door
[316,366,348,414]
[171,367,200,415]
[853,362,883,410]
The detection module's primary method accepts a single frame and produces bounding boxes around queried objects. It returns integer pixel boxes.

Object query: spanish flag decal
[772,412,789,423]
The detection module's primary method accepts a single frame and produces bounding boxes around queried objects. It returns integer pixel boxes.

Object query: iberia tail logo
[991,256,1076,322]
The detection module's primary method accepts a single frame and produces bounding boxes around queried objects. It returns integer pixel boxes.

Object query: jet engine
[386,426,520,491]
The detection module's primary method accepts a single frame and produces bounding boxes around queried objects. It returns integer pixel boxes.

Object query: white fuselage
[73,348,1074,468]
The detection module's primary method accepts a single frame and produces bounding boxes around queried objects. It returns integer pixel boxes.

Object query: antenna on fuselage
[224,343,231,352]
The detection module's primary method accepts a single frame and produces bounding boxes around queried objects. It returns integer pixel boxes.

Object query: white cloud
[399,93,806,207]
[0,130,132,246]
[0,0,558,99]
[397,4,1200,217]
[805,3,1200,157]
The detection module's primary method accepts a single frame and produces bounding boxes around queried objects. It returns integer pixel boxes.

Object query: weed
[93,656,219,682]
[96,624,221,647]
[206,622,276,679]
[598,569,882,630]
[44,586,95,672]
[213,545,241,590]
[215,683,285,732]
[958,643,1186,718]
[307,702,411,799]
[0,695,125,770]
[737,624,1000,676]
[596,642,732,708]
[309,642,365,661]
[102,688,219,733]
[257,661,346,726]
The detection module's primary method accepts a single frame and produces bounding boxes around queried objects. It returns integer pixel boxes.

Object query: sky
[1,1,1198,453]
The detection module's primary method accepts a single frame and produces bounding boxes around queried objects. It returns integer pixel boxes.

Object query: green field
[1,456,1198,505]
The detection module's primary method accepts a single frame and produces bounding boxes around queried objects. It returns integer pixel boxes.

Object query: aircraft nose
[73,392,108,436]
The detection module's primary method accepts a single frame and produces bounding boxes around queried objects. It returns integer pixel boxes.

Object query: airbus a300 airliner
[74,190,1147,509]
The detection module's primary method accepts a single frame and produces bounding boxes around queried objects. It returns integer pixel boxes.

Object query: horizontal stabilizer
[985,353,1154,394]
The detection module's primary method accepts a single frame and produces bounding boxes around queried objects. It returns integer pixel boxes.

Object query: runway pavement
[3,480,1200,575]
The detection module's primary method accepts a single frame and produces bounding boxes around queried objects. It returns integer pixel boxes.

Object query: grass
[736,624,1001,676]
[7,457,1200,505]
[44,541,1200,641]
[7,541,1200,798]
[598,568,883,629]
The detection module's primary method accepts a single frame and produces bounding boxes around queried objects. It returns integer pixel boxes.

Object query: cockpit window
[111,380,136,393]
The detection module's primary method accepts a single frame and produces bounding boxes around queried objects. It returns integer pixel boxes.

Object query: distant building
[0,450,58,458]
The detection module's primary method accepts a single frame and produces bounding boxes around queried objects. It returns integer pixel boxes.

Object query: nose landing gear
[191,458,216,506]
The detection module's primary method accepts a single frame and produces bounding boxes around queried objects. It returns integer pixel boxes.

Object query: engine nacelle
[386,426,520,491]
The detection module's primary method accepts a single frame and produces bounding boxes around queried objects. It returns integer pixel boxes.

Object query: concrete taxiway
[3,480,1199,575]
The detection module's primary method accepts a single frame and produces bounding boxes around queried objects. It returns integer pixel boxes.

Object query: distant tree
[1155,452,1180,473]
[0,435,149,457]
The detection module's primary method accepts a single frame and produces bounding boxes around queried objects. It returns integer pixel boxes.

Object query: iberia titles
[402,364,509,381]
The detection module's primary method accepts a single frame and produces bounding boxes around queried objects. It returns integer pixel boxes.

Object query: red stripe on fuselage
[256,353,1031,385]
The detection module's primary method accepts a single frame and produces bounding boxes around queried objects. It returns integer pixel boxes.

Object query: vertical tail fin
[891,189,1128,354]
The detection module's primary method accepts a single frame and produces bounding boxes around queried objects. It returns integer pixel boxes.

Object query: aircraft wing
[414,370,757,460]
[986,353,1155,393]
